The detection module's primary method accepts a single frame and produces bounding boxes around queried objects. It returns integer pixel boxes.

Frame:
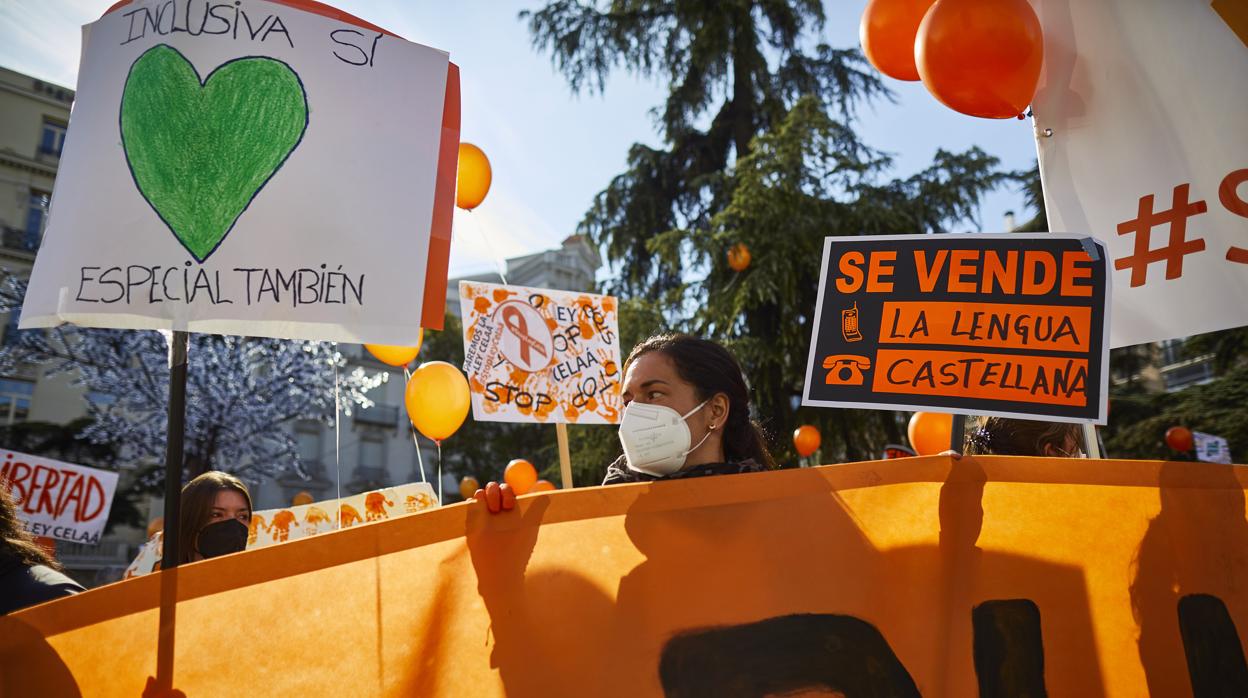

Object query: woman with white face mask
[473,334,777,513]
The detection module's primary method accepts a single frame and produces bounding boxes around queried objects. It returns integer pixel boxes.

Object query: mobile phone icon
[842,302,863,343]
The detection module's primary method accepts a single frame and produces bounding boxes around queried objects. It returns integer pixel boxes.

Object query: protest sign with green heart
[120,45,308,262]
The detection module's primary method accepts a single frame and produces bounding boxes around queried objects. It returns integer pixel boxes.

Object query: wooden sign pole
[1082,423,1102,459]
[556,423,574,489]
[156,329,188,691]
[950,414,967,453]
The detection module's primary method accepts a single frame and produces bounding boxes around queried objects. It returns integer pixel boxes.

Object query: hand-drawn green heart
[120,44,308,262]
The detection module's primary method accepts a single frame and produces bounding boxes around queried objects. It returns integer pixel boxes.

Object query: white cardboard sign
[459,281,623,424]
[20,0,458,343]
[1032,0,1248,347]
[1,450,119,544]
[123,481,438,577]
[1194,431,1233,465]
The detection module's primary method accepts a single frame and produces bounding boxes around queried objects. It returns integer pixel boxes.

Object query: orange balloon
[365,330,423,367]
[793,425,821,458]
[291,491,314,507]
[727,243,751,272]
[859,0,937,81]
[1165,426,1193,452]
[458,476,479,500]
[908,411,953,455]
[504,459,538,496]
[530,480,556,493]
[405,361,471,442]
[916,0,1044,118]
[456,142,492,210]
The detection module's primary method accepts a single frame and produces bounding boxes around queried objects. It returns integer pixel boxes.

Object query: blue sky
[0,1,1039,279]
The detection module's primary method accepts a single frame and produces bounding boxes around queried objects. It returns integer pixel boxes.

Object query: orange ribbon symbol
[502,305,549,366]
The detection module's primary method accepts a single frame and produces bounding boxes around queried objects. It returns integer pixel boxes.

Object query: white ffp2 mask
[618,399,711,477]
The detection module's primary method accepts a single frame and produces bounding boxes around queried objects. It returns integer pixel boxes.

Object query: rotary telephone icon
[823,355,871,386]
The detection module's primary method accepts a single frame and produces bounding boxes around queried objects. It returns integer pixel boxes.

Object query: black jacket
[0,556,85,615]
[601,455,766,485]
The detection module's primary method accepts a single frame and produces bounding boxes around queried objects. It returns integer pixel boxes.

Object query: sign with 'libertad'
[1,450,119,544]
[802,233,1110,424]
[20,0,459,342]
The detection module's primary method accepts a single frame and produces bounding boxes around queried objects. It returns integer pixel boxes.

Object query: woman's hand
[473,481,517,514]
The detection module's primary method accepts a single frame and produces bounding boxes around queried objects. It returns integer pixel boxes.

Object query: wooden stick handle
[556,423,574,489]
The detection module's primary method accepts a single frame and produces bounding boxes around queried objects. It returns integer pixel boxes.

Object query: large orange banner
[4,456,1247,697]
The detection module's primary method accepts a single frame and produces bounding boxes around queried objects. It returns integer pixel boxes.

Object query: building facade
[0,66,66,262]
[0,67,87,427]
[0,67,141,583]
[1110,339,1218,394]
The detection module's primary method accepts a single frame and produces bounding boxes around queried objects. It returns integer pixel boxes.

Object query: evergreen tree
[1103,364,1248,463]
[524,0,888,299]
[526,1,1010,463]
[1183,328,1248,376]
[1013,163,1047,232]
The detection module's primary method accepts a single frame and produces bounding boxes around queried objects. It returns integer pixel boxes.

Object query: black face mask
[195,518,249,559]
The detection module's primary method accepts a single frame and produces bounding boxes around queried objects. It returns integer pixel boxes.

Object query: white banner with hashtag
[1032,0,1248,347]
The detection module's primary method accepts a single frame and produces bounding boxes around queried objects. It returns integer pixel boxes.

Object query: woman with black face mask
[177,471,252,564]
[473,333,778,513]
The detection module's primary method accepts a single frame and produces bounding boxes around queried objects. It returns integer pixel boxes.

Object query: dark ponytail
[964,417,1081,457]
[627,334,777,469]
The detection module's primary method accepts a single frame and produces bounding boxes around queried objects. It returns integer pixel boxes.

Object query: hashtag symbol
[1114,183,1208,288]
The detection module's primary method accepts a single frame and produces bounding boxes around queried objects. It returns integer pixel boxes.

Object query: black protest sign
[802,234,1109,424]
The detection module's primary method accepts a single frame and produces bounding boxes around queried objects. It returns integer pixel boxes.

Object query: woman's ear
[709,393,730,429]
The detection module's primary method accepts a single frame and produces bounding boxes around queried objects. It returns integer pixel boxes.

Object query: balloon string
[404,366,428,484]
[463,210,509,285]
[436,440,443,506]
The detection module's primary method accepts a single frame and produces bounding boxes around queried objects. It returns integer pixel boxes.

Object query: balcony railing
[35,146,61,164]
[57,540,136,569]
[354,403,399,427]
[348,466,390,494]
[1,226,38,252]
[278,459,332,488]
[1161,355,1216,392]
